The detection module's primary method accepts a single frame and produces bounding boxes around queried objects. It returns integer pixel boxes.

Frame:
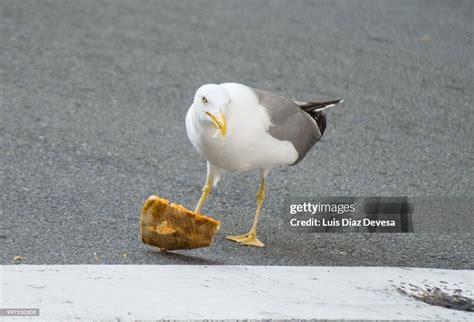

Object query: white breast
[186,83,298,172]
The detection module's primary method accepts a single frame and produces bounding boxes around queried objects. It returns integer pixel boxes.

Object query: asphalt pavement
[1,0,472,267]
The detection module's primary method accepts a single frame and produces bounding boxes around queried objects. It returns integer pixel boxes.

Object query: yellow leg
[194,162,220,214]
[226,173,266,247]
[194,182,212,214]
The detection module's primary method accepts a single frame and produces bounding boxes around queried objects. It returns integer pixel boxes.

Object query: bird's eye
[201,96,208,103]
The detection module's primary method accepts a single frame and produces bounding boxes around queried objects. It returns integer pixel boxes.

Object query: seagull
[186,83,342,247]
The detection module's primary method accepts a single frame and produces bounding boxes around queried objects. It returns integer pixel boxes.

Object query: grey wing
[250,88,322,165]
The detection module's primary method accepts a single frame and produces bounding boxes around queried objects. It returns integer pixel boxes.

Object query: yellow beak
[204,111,227,137]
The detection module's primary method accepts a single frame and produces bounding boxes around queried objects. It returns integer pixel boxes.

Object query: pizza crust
[140,195,220,250]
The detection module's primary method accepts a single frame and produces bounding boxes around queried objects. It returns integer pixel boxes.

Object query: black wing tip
[298,99,344,112]
[320,98,344,106]
[309,110,327,136]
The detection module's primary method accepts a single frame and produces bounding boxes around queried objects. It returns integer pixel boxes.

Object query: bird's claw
[225,234,265,247]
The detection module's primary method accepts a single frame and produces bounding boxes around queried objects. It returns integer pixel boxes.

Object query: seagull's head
[193,84,230,137]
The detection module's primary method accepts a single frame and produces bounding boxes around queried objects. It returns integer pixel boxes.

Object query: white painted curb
[0,265,472,320]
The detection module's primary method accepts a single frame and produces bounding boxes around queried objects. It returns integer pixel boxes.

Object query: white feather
[186,83,298,172]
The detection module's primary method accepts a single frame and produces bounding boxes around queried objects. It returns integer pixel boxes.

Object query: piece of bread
[140,195,220,250]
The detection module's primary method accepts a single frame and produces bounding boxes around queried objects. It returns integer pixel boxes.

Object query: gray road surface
[1,0,472,268]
